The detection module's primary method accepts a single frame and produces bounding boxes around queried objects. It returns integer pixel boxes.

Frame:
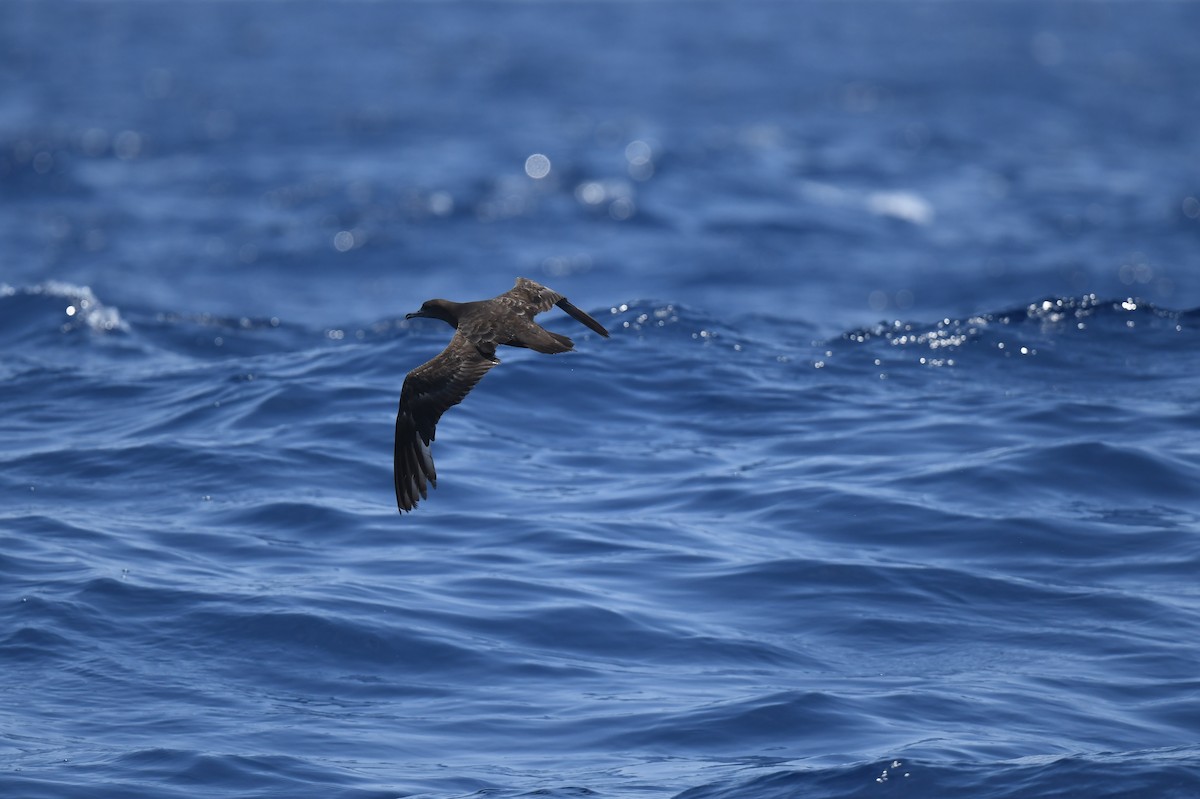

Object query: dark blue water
[4,2,1200,797]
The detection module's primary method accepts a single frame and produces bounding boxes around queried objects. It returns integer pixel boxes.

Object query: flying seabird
[394,277,610,512]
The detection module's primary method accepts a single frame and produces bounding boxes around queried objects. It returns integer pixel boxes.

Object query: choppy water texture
[4,2,1200,798]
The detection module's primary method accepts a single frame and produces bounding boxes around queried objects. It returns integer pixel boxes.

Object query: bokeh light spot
[114,130,142,160]
[524,153,551,179]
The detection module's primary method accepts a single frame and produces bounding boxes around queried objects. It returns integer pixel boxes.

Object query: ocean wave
[673,747,1200,799]
[0,280,126,337]
[4,284,1199,799]
[835,294,1197,373]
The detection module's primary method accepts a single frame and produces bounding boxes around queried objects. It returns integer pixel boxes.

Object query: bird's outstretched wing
[502,277,611,338]
[394,333,498,512]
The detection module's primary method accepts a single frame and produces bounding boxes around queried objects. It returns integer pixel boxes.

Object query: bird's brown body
[394,277,609,512]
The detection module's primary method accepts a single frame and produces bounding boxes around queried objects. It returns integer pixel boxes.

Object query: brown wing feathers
[394,335,496,512]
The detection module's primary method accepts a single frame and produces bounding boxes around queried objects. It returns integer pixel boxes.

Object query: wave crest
[0,281,126,337]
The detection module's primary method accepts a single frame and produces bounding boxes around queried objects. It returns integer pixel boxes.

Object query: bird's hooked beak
[404,300,458,328]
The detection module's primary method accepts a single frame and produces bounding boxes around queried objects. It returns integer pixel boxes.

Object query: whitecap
[24,280,127,333]
[866,190,935,225]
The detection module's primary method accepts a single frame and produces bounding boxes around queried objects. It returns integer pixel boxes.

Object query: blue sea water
[3,1,1200,797]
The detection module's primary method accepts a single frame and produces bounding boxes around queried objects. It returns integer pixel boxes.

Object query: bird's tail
[556,299,611,338]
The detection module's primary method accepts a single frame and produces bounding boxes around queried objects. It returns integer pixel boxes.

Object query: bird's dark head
[406,299,460,328]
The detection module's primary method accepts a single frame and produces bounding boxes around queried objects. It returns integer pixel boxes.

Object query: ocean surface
[3,1,1200,797]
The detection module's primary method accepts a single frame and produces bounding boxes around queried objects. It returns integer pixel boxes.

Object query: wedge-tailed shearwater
[394,277,610,512]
